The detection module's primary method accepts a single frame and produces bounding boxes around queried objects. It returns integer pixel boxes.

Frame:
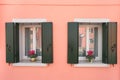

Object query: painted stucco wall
[0,0,120,80]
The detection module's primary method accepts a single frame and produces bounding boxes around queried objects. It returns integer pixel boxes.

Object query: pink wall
[0,0,120,4]
[0,1,120,80]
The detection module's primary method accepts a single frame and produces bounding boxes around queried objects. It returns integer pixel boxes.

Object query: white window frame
[12,19,47,66]
[74,18,110,67]
[19,24,42,60]
[79,24,102,61]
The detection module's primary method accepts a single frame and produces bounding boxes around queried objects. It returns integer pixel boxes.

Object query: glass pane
[89,27,98,57]
[79,27,86,57]
[25,28,33,56]
[88,27,98,56]
[79,26,98,57]
[94,27,98,56]
[89,27,94,51]
[36,27,42,56]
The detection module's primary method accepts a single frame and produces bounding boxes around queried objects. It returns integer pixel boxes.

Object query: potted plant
[86,50,95,63]
[28,50,38,62]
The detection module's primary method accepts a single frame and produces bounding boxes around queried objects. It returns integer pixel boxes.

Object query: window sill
[12,59,47,67]
[73,60,109,67]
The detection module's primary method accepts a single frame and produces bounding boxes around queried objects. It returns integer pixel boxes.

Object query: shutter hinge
[8,63,11,66]
[112,64,114,67]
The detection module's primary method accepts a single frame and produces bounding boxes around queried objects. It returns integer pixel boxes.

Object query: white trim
[74,18,110,22]
[12,18,47,23]
[86,27,89,51]
[98,26,102,60]
[33,27,36,51]
[19,26,22,61]
[74,63,109,67]
[12,59,47,66]
[74,60,109,67]
[12,63,47,67]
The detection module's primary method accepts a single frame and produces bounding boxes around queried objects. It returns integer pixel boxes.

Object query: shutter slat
[68,22,79,64]
[41,22,53,63]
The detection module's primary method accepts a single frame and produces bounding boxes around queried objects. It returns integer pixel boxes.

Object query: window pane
[25,28,33,56]
[79,25,98,57]
[94,27,98,56]
[89,27,98,57]
[79,27,86,57]
[89,27,94,52]
[36,27,42,56]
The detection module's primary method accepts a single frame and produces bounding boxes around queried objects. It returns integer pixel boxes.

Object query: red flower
[87,50,93,56]
[29,50,35,55]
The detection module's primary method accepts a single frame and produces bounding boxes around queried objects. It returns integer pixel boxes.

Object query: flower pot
[30,58,36,62]
[88,59,94,63]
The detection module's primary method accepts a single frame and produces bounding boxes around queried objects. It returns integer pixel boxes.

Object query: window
[79,23,102,61]
[67,20,117,66]
[19,23,42,61]
[6,19,53,66]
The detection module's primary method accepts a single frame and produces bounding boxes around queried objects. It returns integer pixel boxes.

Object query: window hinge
[112,64,114,67]
[8,63,11,66]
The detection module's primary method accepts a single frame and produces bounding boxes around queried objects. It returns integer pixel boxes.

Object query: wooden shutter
[102,22,117,64]
[68,22,79,64]
[41,22,53,63]
[6,23,19,63]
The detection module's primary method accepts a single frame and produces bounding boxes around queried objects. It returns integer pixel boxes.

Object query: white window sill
[73,60,109,67]
[12,59,47,67]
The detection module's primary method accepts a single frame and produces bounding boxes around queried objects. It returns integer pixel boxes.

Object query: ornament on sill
[86,50,95,63]
[28,50,38,62]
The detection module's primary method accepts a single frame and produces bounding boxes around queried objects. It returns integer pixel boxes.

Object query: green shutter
[68,22,79,64]
[41,22,53,63]
[6,23,19,63]
[102,22,117,64]
[102,23,108,63]
[108,22,117,64]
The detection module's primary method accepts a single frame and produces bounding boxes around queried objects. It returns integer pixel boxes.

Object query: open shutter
[102,23,108,63]
[102,22,117,64]
[41,22,53,63]
[68,22,79,64]
[108,22,117,64]
[6,23,19,63]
